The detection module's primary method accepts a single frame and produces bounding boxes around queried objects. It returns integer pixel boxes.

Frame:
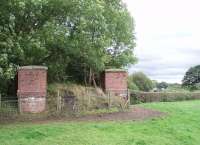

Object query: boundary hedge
[130,91,200,104]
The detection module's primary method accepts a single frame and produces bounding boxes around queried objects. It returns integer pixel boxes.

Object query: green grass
[1,100,200,145]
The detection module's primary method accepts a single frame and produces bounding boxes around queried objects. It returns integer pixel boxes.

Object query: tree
[0,0,136,95]
[152,80,158,88]
[182,65,200,90]
[157,82,168,90]
[128,76,139,91]
[130,72,154,92]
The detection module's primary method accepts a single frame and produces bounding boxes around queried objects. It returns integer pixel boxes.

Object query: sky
[124,0,200,83]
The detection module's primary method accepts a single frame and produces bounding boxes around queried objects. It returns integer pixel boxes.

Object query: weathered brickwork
[18,97,46,113]
[101,69,128,97]
[17,66,47,113]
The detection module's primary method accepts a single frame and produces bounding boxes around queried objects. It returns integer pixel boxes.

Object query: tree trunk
[84,64,87,86]
[92,72,97,88]
[89,68,92,86]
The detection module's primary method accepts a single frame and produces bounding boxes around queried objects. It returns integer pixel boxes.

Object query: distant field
[1,100,200,145]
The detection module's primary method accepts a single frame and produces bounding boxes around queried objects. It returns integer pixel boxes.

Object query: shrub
[128,78,139,91]
[130,91,200,104]
[129,72,154,92]
[157,82,168,90]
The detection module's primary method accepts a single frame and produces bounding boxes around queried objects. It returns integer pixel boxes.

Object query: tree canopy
[129,72,154,92]
[182,65,200,90]
[0,0,136,96]
[157,82,168,90]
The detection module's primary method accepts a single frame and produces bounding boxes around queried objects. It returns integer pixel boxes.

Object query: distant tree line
[129,64,200,92]
[0,0,136,96]
[128,72,169,92]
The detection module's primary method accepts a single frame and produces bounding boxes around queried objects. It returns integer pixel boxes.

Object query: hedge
[130,91,200,104]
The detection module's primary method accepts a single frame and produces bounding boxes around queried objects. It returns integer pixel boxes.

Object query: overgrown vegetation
[128,72,154,92]
[0,0,136,96]
[47,84,128,116]
[130,91,200,104]
[0,83,127,121]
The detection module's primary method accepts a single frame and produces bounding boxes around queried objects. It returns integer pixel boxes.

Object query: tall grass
[47,83,126,116]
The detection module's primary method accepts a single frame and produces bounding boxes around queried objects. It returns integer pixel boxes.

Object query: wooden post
[108,91,111,109]
[57,90,61,113]
[127,89,130,107]
[88,89,91,109]
[82,90,85,111]
[18,97,22,114]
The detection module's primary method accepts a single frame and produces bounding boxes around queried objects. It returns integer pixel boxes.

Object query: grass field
[1,100,200,145]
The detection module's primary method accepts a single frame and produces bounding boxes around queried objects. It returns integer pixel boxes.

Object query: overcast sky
[124,0,200,83]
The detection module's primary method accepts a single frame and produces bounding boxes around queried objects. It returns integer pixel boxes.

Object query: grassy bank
[1,100,200,145]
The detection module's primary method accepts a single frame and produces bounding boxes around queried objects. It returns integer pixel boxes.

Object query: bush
[130,91,200,104]
[157,82,168,90]
[128,78,139,91]
[129,72,154,92]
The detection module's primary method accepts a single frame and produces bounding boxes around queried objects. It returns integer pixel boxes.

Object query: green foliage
[157,82,168,90]
[182,65,200,90]
[130,91,200,104]
[129,72,154,92]
[152,80,158,88]
[164,83,192,93]
[0,0,136,95]
[128,76,139,90]
[128,81,139,91]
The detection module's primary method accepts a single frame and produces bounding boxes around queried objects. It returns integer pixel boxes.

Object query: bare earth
[72,106,166,122]
[0,107,166,124]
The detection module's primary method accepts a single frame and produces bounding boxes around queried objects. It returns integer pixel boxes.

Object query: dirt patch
[30,106,166,124]
[71,106,166,122]
[0,107,166,124]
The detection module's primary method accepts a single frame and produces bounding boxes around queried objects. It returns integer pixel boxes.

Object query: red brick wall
[17,68,47,97]
[19,97,46,113]
[17,66,47,113]
[102,69,128,96]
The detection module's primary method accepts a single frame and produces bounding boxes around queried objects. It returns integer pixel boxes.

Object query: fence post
[127,89,130,106]
[57,90,61,113]
[108,91,111,109]
[18,97,22,114]
[88,89,91,110]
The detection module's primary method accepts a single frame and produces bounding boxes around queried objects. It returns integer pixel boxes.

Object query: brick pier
[17,66,47,113]
[101,69,128,98]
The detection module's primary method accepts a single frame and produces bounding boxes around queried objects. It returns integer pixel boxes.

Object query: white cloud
[124,0,200,83]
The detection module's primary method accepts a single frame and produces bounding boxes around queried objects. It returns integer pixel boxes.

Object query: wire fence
[0,95,19,118]
[47,88,130,116]
[0,89,130,121]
